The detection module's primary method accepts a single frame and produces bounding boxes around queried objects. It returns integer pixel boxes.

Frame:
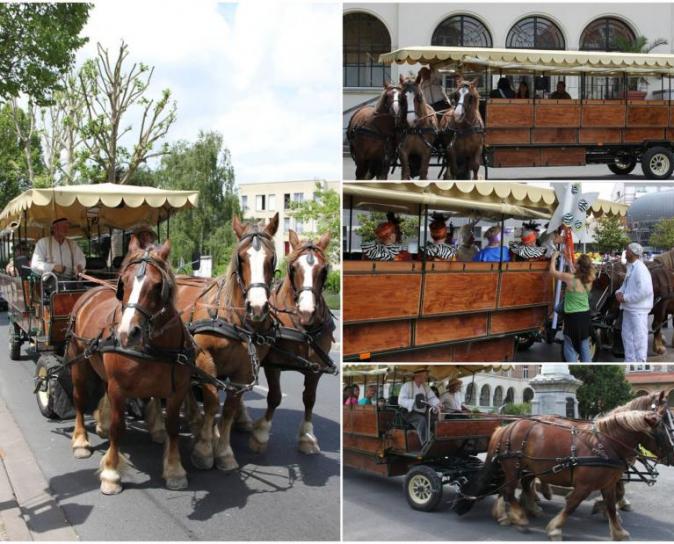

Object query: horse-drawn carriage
[348,46,674,179]
[342,181,628,362]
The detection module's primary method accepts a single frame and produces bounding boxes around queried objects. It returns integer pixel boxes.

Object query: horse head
[640,410,674,466]
[452,77,480,123]
[286,230,331,327]
[116,236,175,349]
[399,74,425,128]
[377,82,406,127]
[231,213,279,322]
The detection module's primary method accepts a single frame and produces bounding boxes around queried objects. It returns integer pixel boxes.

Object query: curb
[0,398,78,541]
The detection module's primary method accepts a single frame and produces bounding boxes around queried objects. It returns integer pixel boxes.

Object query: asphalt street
[0,312,341,541]
[343,463,674,541]
[342,156,655,181]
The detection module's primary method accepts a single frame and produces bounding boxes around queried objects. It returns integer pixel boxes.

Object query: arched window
[580,17,636,52]
[505,387,515,404]
[479,384,491,407]
[432,15,492,48]
[465,383,475,404]
[523,388,534,403]
[343,12,391,88]
[493,386,503,407]
[506,16,565,50]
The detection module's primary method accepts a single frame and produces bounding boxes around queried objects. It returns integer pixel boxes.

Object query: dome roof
[627,190,674,224]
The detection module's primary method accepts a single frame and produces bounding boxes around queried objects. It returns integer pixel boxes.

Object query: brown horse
[455,410,674,540]
[249,230,336,454]
[175,214,279,472]
[398,75,438,180]
[440,77,484,180]
[67,237,193,494]
[347,82,405,179]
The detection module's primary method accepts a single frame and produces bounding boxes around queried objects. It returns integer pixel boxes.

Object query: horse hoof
[166,476,188,490]
[151,431,167,444]
[190,451,214,470]
[547,529,563,541]
[249,435,268,454]
[95,425,108,439]
[298,440,320,455]
[619,503,632,512]
[215,456,239,472]
[100,479,123,495]
[612,530,631,541]
[498,518,511,527]
[73,447,92,459]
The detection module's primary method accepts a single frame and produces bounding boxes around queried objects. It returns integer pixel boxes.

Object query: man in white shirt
[398,369,440,446]
[31,218,86,279]
[616,243,654,362]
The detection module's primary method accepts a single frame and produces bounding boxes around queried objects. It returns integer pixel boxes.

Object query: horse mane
[609,393,660,415]
[595,410,653,435]
[120,244,177,304]
[375,87,390,113]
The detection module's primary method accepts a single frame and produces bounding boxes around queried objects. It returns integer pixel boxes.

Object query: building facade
[460,365,540,411]
[238,180,338,259]
[625,364,674,405]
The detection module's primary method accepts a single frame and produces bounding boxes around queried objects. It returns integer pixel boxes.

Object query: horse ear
[317,231,331,251]
[232,215,245,239]
[156,239,171,261]
[414,71,422,86]
[659,390,666,404]
[288,229,300,250]
[265,212,279,236]
[128,234,140,253]
[399,74,405,86]
[471,78,480,88]
[384,79,391,89]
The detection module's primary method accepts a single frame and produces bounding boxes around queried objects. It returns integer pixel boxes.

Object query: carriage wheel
[642,147,674,179]
[35,355,59,419]
[404,465,443,511]
[515,334,535,351]
[9,322,22,361]
[608,156,636,175]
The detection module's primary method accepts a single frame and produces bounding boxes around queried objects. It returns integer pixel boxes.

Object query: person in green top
[550,252,596,362]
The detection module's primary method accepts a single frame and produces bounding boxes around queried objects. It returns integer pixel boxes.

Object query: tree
[649,217,674,250]
[594,216,630,254]
[156,131,238,273]
[569,365,633,418]
[78,41,177,184]
[0,3,90,104]
[288,182,339,262]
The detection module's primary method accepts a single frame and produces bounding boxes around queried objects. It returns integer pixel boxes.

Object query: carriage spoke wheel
[642,147,674,179]
[608,156,636,175]
[404,465,442,511]
[8,322,21,361]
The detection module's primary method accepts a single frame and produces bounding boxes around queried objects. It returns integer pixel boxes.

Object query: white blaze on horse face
[246,245,268,309]
[118,275,145,334]
[297,254,316,315]
[454,86,468,121]
[405,90,416,127]
[391,89,400,115]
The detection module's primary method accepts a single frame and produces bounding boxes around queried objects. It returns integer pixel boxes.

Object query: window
[479,385,491,407]
[432,15,492,47]
[255,194,266,211]
[629,364,651,371]
[296,220,304,234]
[493,386,503,407]
[523,365,529,379]
[241,195,248,212]
[343,12,391,87]
[268,194,276,211]
[465,383,475,404]
[523,388,534,403]
[506,16,565,50]
[283,217,290,233]
[505,387,515,403]
[284,193,291,210]
[580,17,635,52]
[293,192,304,203]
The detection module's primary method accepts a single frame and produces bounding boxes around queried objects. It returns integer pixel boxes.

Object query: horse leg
[502,473,529,529]
[399,149,411,180]
[250,366,281,453]
[94,392,111,438]
[162,391,188,490]
[182,387,204,438]
[520,475,543,516]
[71,360,92,459]
[418,150,430,180]
[191,352,218,470]
[235,394,253,432]
[546,485,593,541]
[602,484,630,540]
[616,481,631,511]
[492,495,509,525]
[214,392,240,472]
[144,397,167,444]
[298,372,321,454]
[99,382,125,495]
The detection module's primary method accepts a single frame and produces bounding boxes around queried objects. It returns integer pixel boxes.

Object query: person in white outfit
[397,369,440,446]
[31,218,86,279]
[439,378,469,413]
[616,243,653,362]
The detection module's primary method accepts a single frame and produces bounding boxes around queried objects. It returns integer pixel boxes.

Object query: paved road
[0,312,340,541]
[343,156,655,181]
[343,463,674,541]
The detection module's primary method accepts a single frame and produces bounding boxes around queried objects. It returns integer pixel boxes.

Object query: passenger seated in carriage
[489,77,515,99]
[31,218,86,280]
[539,225,564,258]
[417,66,451,115]
[133,223,158,249]
[439,378,470,416]
[361,212,412,261]
[550,80,572,99]
[516,80,530,99]
[456,224,479,262]
[398,369,440,446]
[473,226,510,262]
[423,212,456,261]
[509,223,547,261]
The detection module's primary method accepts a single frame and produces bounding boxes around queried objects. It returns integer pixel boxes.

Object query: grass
[324,290,340,310]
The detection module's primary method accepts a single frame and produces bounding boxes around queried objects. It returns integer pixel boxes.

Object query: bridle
[232,227,276,306]
[287,242,329,302]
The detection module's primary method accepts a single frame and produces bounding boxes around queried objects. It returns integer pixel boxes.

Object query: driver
[133,223,158,249]
[398,369,440,446]
[31,218,86,279]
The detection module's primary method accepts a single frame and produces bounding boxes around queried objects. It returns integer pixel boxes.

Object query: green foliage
[649,217,674,250]
[594,216,630,254]
[570,365,633,418]
[503,402,531,415]
[325,269,340,293]
[0,3,90,104]
[288,182,339,262]
[155,131,239,272]
[356,212,420,243]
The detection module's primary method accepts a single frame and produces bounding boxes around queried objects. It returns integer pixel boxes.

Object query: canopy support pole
[348,194,353,255]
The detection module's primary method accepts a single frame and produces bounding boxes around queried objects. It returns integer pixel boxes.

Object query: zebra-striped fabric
[509,242,547,260]
[424,242,456,261]
[361,241,402,261]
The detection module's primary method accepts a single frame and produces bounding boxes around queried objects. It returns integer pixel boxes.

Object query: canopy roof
[379,46,674,76]
[343,182,627,220]
[343,364,512,383]
[0,183,199,238]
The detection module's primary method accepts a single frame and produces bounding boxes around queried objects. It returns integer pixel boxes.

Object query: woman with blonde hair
[550,252,596,362]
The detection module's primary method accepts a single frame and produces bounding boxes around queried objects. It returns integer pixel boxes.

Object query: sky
[77,1,341,184]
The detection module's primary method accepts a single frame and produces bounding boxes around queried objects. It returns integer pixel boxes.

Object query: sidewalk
[0,398,78,541]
